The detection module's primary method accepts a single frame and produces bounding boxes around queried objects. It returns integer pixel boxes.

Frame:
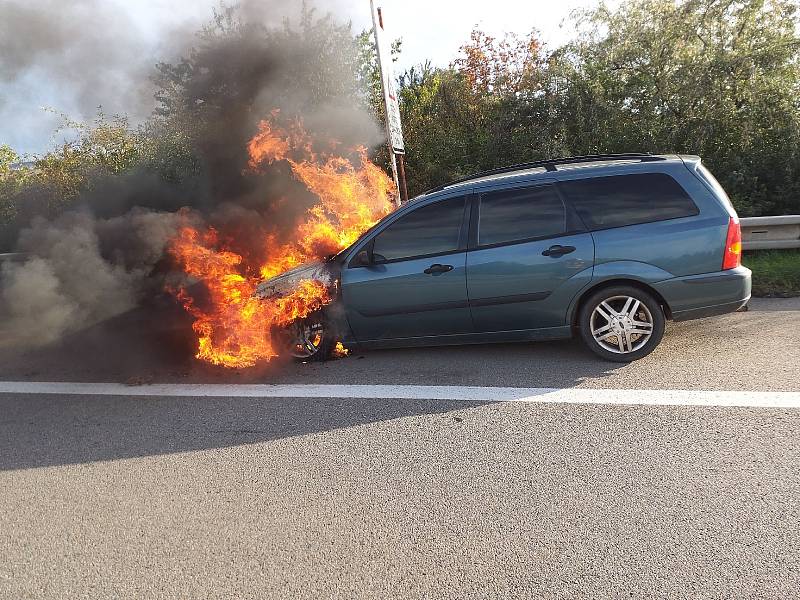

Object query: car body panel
[466,232,595,331]
[588,260,676,284]
[555,161,730,277]
[562,260,678,325]
[588,215,728,278]
[342,252,473,341]
[653,266,752,318]
[352,325,573,350]
[254,260,334,299]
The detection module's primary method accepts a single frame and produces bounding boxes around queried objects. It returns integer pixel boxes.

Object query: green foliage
[5,113,151,217]
[0,110,200,242]
[397,30,553,194]
[744,250,800,296]
[0,145,25,225]
[0,145,19,179]
[557,0,800,216]
[2,0,799,244]
[397,0,800,215]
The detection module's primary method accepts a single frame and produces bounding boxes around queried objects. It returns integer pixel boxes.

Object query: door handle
[542,245,576,258]
[424,263,454,275]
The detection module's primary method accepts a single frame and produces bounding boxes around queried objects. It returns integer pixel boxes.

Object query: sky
[0,0,605,156]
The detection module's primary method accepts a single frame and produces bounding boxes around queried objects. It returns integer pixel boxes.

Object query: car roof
[411,154,687,201]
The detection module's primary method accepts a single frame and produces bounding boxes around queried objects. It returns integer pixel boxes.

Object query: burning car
[169,117,396,369]
[258,154,751,363]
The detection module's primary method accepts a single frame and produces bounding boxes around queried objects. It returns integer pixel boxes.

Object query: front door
[342,196,473,342]
[466,183,594,332]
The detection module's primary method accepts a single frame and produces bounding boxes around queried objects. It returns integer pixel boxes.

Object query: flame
[168,115,395,368]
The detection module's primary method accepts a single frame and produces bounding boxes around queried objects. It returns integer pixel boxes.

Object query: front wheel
[578,286,665,362]
[275,313,336,361]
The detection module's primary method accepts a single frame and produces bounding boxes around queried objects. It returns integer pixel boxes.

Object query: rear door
[466,183,594,332]
[341,196,473,341]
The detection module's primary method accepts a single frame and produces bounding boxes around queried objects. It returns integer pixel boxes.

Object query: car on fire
[256,154,751,362]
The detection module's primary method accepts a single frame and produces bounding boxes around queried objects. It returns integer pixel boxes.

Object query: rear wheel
[579,286,665,362]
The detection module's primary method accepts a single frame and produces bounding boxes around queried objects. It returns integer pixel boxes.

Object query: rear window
[559,173,698,231]
[478,185,567,246]
[695,164,735,215]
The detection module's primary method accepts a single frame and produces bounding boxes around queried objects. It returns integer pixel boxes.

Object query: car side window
[478,185,567,246]
[558,173,699,231]
[372,196,465,262]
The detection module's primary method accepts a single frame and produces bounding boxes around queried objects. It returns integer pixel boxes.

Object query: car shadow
[0,298,626,471]
[0,394,505,471]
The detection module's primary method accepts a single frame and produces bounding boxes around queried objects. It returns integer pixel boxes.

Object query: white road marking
[0,381,799,408]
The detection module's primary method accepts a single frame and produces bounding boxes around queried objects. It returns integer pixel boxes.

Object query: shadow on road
[0,393,505,471]
[0,298,628,471]
[0,296,625,388]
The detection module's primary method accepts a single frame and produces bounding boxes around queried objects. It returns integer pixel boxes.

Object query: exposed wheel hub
[283,318,325,359]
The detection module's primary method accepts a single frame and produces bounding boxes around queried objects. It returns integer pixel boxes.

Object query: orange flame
[169,115,395,368]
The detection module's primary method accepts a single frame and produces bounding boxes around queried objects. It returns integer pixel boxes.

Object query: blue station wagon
[258,154,751,362]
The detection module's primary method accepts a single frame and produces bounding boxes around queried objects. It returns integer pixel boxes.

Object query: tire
[578,285,665,362]
[275,311,336,362]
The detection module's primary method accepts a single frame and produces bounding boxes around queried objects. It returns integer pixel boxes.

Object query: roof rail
[422,153,666,195]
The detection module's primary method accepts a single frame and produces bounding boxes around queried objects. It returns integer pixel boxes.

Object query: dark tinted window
[559,173,698,230]
[372,197,465,261]
[479,185,567,246]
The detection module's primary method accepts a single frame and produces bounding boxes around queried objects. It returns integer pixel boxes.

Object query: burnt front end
[254,257,353,358]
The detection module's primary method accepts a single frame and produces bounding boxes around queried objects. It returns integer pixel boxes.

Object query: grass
[743,249,800,297]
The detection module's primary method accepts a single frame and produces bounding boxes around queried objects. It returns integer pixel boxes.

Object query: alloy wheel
[589,295,654,354]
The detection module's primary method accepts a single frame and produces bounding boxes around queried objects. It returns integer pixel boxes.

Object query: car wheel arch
[569,278,673,328]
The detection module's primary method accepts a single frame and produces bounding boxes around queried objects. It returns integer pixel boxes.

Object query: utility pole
[370,1,408,205]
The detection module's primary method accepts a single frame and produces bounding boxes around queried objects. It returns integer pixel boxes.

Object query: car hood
[254,260,335,299]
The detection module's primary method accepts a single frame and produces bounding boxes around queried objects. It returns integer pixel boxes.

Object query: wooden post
[396,153,409,204]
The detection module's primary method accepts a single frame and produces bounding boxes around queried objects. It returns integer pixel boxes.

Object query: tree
[398,29,549,195]
[0,145,24,227]
[454,28,545,97]
[551,0,800,215]
[396,1,800,215]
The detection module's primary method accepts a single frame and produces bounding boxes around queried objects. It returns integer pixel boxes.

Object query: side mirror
[351,249,372,267]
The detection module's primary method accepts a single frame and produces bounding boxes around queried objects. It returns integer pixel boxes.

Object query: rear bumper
[653,266,752,322]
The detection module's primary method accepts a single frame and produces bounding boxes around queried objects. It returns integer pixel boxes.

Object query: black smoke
[0,1,382,348]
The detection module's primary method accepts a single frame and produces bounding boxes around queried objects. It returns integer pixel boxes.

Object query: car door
[341,195,473,342]
[466,183,595,332]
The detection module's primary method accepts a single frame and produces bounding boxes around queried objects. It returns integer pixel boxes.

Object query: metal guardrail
[741,215,800,251]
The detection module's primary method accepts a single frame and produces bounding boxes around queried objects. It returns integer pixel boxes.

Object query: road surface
[1,298,798,598]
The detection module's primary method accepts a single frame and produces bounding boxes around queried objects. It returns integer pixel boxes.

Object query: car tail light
[722,216,742,270]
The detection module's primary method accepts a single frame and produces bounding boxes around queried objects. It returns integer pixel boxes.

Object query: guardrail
[741,215,800,251]
[2,217,799,257]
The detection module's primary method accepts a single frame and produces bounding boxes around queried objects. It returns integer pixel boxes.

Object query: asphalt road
[1,297,799,598]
